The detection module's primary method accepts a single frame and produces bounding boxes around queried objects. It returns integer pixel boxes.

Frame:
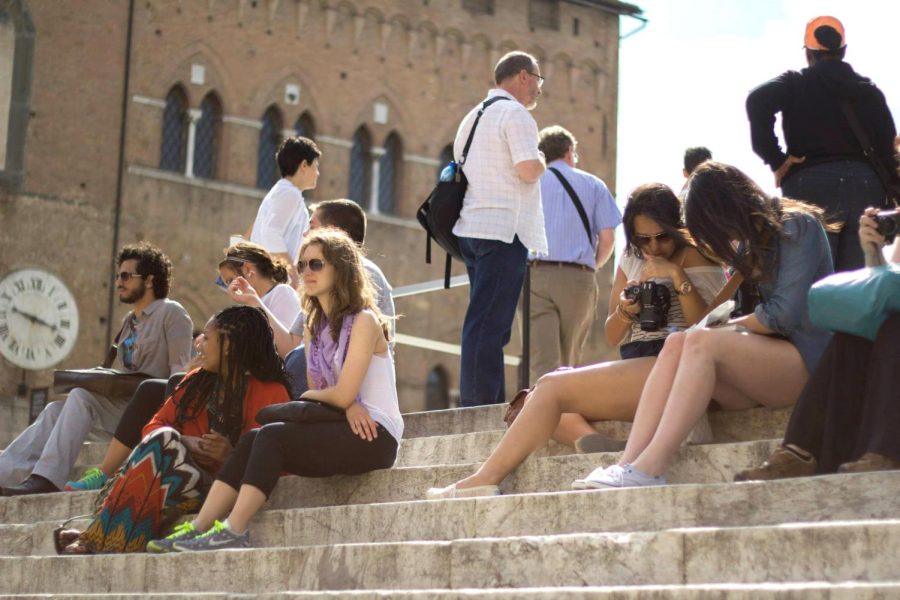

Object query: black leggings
[113,373,185,448]
[216,420,399,498]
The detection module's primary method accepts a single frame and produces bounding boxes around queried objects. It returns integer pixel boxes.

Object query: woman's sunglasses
[297,259,327,273]
[633,232,672,247]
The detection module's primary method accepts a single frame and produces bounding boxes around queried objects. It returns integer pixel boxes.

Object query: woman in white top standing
[148,228,402,551]
[217,242,300,330]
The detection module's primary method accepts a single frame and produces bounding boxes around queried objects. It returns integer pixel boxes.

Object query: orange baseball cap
[804,16,846,50]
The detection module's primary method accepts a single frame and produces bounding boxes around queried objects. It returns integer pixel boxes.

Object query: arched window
[256,105,283,189]
[425,365,451,411]
[348,126,372,208]
[377,132,402,214]
[159,86,188,173]
[294,111,316,140]
[437,143,454,181]
[193,92,222,179]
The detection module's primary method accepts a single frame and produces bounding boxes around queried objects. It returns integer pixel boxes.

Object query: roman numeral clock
[0,269,79,370]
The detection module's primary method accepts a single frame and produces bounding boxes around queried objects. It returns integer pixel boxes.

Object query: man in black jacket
[746,16,899,270]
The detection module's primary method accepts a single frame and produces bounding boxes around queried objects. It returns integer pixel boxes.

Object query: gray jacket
[111,298,193,379]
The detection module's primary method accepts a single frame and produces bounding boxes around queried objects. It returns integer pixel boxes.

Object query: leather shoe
[838,452,900,474]
[1,474,61,496]
[734,445,816,482]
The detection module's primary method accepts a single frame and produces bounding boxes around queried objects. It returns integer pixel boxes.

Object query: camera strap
[703,272,744,319]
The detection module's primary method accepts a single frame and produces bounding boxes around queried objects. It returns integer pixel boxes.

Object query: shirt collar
[487,88,516,102]
[139,298,165,318]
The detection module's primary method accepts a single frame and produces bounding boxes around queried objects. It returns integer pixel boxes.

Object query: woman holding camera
[573,161,834,490]
[736,207,900,479]
[426,183,724,499]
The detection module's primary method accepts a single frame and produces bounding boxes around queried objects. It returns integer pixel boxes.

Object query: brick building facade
[0,0,638,442]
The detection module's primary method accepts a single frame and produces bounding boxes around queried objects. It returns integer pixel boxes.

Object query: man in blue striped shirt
[528,126,621,381]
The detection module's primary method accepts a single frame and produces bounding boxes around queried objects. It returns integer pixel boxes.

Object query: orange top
[143,369,289,440]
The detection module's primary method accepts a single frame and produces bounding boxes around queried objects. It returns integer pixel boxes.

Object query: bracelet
[615,304,636,323]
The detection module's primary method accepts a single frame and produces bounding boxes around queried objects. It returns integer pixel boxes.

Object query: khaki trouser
[527,264,599,382]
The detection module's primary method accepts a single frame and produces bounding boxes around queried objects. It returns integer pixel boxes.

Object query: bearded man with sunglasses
[0,243,192,496]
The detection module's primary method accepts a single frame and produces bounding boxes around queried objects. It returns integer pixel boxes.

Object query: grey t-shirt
[288,257,396,347]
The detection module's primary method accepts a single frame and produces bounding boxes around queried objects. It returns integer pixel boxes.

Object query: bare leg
[552,413,598,446]
[192,480,240,532]
[98,439,132,476]
[620,333,687,465]
[631,330,809,476]
[222,484,268,534]
[453,357,656,488]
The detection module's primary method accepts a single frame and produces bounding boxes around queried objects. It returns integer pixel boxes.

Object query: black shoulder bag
[416,96,510,288]
[547,167,593,245]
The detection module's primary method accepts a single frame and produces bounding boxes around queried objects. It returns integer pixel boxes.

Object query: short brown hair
[311,199,367,246]
[494,51,538,85]
[538,126,577,163]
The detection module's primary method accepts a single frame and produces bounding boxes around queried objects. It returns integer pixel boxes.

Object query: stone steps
[7,582,900,599]
[4,471,898,557]
[65,405,791,478]
[0,438,780,525]
[1,520,897,594]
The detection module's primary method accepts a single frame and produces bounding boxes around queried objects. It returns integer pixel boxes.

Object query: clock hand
[11,306,58,331]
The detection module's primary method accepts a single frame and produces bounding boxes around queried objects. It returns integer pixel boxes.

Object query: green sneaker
[64,467,108,492]
[173,520,250,552]
[146,521,200,553]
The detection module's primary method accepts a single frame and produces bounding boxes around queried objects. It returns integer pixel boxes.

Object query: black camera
[624,281,672,332]
[874,209,899,243]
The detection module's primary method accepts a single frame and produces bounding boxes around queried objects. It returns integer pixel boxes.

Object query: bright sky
[616,0,900,200]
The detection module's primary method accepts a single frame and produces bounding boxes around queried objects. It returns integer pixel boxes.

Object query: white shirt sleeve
[502,109,541,165]
[251,185,301,255]
[261,284,302,330]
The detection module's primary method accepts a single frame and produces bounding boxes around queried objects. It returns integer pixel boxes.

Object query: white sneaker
[572,464,618,490]
[578,464,666,489]
[425,483,500,500]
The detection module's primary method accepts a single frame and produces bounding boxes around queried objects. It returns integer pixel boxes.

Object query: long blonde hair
[298,228,389,343]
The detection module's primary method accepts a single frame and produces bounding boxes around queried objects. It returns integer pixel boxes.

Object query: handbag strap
[548,167,593,245]
[456,96,511,176]
[836,98,896,202]
[702,271,745,319]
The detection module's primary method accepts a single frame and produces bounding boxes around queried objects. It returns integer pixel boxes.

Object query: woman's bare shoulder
[682,246,720,268]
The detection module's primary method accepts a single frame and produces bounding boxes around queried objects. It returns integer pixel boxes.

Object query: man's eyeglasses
[115,271,145,282]
[526,71,545,88]
[633,232,672,247]
[298,259,327,273]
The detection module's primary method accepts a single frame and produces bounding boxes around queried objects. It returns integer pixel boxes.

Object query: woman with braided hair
[149,228,402,552]
[57,305,289,554]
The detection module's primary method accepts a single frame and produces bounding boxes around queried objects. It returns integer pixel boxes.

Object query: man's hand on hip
[774,155,805,188]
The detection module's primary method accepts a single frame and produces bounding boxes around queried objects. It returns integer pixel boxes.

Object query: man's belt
[530,260,593,272]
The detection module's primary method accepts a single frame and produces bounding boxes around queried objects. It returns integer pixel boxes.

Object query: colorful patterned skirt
[78,427,213,553]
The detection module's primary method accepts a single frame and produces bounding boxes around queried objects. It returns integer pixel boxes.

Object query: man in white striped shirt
[529,126,621,381]
[452,51,547,406]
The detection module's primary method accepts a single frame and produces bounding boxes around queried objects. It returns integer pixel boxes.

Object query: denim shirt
[754,212,833,372]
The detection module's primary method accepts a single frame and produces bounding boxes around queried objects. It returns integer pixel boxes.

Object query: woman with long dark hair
[147,229,402,552]
[573,161,834,490]
[426,184,724,499]
[57,306,290,553]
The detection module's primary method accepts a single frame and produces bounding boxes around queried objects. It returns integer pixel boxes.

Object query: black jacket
[746,59,899,186]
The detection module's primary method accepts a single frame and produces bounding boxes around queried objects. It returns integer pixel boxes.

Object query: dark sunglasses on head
[115,271,145,282]
[298,259,327,273]
[633,232,672,247]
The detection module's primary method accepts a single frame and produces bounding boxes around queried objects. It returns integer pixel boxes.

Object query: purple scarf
[306,312,361,403]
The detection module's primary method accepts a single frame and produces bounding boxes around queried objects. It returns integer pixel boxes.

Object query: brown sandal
[52,514,92,555]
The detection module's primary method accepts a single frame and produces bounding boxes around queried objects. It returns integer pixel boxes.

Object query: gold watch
[675,280,693,296]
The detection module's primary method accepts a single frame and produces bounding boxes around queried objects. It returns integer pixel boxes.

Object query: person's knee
[62,388,98,415]
[661,331,688,355]
[682,330,717,356]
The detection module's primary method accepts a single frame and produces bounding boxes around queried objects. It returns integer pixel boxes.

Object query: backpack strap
[548,167,593,245]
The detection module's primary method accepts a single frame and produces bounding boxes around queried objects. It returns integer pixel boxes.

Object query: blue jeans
[782,160,884,271]
[458,236,528,406]
[284,345,308,399]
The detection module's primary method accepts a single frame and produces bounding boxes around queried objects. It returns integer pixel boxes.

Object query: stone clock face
[0,268,80,370]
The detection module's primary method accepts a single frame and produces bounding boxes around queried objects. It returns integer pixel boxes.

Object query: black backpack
[416,97,510,288]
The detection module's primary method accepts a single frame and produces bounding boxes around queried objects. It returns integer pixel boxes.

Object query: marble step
[0,439,780,525]
[66,405,791,478]
[6,582,900,599]
[1,520,897,594]
[4,471,898,557]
